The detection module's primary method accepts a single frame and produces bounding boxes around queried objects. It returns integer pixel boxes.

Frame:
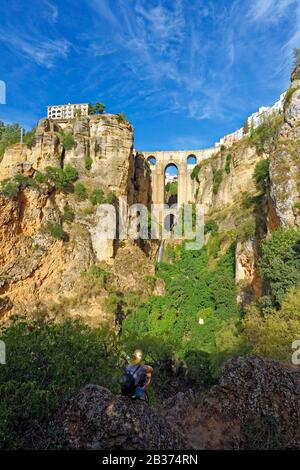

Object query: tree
[243,118,249,135]
[90,102,106,115]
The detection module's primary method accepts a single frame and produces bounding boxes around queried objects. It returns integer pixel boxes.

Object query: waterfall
[156,240,165,264]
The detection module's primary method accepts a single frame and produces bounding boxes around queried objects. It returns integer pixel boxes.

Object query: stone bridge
[141,148,216,205]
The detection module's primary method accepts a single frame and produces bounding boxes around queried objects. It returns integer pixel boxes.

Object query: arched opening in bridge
[165,163,178,209]
[147,156,157,166]
[187,154,197,165]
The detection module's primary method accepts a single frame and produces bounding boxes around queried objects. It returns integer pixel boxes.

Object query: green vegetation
[253,159,269,193]
[0,317,117,449]
[74,182,88,200]
[84,155,93,171]
[89,188,105,206]
[248,114,283,155]
[117,113,127,124]
[0,174,38,198]
[23,128,36,148]
[106,191,117,204]
[243,118,249,135]
[58,131,75,151]
[89,102,106,114]
[204,219,219,235]
[241,191,255,209]
[121,238,247,390]
[45,221,68,241]
[191,165,200,182]
[0,122,22,157]
[213,169,223,194]
[259,227,300,308]
[62,205,75,223]
[165,181,178,198]
[42,165,78,191]
[284,87,297,107]
[225,154,232,175]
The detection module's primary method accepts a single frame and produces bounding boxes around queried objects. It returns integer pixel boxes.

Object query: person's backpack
[120,364,142,396]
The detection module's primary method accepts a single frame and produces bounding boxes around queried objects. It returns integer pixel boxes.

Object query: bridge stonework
[142,148,216,205]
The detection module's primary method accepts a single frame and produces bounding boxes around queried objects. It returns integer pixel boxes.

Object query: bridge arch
[142,147,216,206]
[187,154,197,165]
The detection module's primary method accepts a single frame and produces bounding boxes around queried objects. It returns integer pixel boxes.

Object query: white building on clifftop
[47,103,89,120]
[215,91,286,148]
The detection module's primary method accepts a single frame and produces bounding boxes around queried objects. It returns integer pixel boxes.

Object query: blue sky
[0,0,299,151]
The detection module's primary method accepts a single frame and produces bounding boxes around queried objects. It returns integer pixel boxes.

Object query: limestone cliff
[269,64,300,227]
[0,115,153,323]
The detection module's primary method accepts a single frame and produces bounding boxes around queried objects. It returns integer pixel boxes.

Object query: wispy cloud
[0,31,70,68]
[43,0,59,23]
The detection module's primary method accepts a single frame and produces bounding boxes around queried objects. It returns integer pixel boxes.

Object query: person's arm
[144,365,153,388]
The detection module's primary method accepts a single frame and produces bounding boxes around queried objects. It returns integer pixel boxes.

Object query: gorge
[0,62,300,450]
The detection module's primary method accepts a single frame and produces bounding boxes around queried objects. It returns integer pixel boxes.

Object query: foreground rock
[185,356,300,449]
[60,384,186,450]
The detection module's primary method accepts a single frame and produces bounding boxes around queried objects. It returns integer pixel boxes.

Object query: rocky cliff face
[269,64,300,227]
[0,115,153,323]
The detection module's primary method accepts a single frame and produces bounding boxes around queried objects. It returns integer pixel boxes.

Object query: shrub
[0,179,19,197]
[213,169,223,194]
[253,159,269,193]
[23,128,36,148]
[0,122,22,157]
[284,87,297,107]
[0,317,117,449]
[45,221,68,241]
[106,191,117,204]
[243,286,300,362]
[248,114,283,155]
[89,188,105,206]
[191,165,200,182]
[241,191,254,209]
[62,205,75,223]
[117,113,127,124]
[204,220,219,235]
[84,155,93,171]
[259,227,300,307]
[44,165,78,191]
[74,182,87,200]
[34,172,48,184]
[225,154,232,175]
[63,164,78,183]
[62,132,75,151]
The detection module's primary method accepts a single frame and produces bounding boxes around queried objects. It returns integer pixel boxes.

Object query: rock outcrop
[269,64,300,227]
[184,356,300,449]
[60,384,186,450]
[0,114,153,323]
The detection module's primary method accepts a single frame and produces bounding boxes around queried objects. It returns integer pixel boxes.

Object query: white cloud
[0,31,70,68]
[43,0,59,23]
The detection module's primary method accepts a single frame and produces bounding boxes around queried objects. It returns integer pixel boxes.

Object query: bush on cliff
[253,159,269,193]
[259,227,300,307]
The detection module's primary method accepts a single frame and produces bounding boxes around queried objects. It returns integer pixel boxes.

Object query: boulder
[60,384,186,450]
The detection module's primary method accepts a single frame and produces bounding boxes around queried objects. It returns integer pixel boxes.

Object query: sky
[0,0,299,151]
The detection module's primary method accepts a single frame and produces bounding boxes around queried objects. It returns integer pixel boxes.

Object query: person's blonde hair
[133,349,143,360]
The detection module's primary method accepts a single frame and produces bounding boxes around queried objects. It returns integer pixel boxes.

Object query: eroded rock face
[184,356,300,449]
[60,384,186,450]
[269,65,300,227]
[194,144,261,213]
